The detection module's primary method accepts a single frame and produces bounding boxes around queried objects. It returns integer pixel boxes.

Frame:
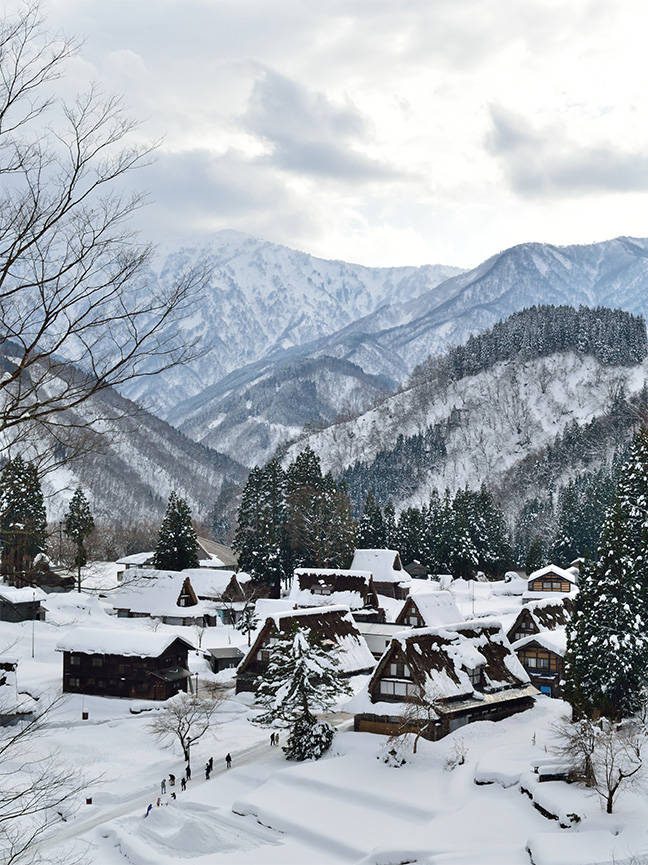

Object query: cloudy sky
[47,0,648,268]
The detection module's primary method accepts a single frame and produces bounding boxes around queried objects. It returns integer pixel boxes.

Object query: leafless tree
[553,713,647,814]
[0,692,94,864]
[0,3,209,466]
[147,691,225,766]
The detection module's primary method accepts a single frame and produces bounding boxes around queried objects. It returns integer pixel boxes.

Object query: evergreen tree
[427,491,478,579]
[394,506,425,566]
[525,539,546,574]
[153,492,200,571]
[563,501,648,719]
[453,486,512,578]
[254,624,352,761]
[64,488,95,592]
[383,501,397,548]
[233,461,287,597]
[358,492,386,548]
[0,455,47,579]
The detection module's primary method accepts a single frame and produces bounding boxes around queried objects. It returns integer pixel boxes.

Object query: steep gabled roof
[238,605,375,677]
[395,591,463,628]
[507,597,573,641]
[109,572,217,618]
[369,619,529,704]
[528,564,576,585]
[351,549,408,584]
[513,630,567,657]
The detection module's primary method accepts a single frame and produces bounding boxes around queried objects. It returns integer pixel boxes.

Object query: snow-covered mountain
[168,236,648,466]
[120,230,463,416]
[283,349,648,514]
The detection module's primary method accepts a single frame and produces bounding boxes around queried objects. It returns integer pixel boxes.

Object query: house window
[379,679,418,698]
[389,662,411,678]
[92,656,103,667]
[541,580,563,591]
[467,667,482,688]
[259,650,271,662]
[525,655,550,669]
[408,615,420,626]
[68,677,80,688]
[70,654,81,666]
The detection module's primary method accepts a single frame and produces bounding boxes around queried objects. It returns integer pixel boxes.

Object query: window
[541,580,563,591]
[68,677,80,688]
[259,650,271,662]
[408,615,420,626]
[389,662,411,678]
[92,656,103,667]
[379,679,418,698]
[525,655,550,670]
[70,654,81,666]
[467,667,482,688]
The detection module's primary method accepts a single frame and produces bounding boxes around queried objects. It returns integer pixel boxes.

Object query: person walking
[205,762,211,780]
[208,756,214,772]
[270,732,275,746]
[160,778,166,794]
[225,753,232,769]
[274,733,279,747]
[169,774,175,787]
[185,764,191,781]
[180,777,186,792]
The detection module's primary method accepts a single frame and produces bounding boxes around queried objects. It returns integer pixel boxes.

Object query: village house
[180,569,252,625]
[204,646,245,673]
[235,605,375,694]
[506,597,573,644]
[513,631,566,698]
[351,549,412,600]
[110,572,220,627]
[351,620,537,741]
[394,590,463,629]
[524,564,577,603]
[0,585,47,622]
[288,567,384,622]
[116,538,238,581]
[56,628,194,700]
[355,622,409,660]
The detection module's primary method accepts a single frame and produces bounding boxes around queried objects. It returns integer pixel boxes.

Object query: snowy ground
[4,570,648,865]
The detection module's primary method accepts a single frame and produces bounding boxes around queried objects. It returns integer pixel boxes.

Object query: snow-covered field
[4,569,648,865]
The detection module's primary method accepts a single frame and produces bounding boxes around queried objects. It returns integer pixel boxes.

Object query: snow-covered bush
[284,717,334,761]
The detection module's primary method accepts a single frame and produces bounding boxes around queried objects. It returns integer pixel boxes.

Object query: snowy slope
[170,236,648,465]
[283,351,648,508]
[118,230,462,416]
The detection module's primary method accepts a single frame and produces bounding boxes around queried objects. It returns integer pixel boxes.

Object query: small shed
[525,565,576,601]
[205,647,244,673]
[0,585,46,622]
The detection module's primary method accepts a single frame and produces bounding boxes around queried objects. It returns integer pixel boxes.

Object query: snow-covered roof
[240,605,375,676]
[116,551,154,566]
[109,573,218,618]
[56,627,194,657]
[398,590,463,627]
[350,549,407,584]
[289,568,375,610]
[528,564,576,585]
[366,619,529,705]
[0,585,47,603]
[513,630,567,656]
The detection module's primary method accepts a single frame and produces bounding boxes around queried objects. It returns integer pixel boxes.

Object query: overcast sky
[47,0,648,268]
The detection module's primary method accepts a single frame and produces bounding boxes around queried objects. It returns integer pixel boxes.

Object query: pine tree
[64,488,95,592]
[358,492,386,548]
[0,455,47,580]
[254,624,352,761]
[153,492,200,571]
[383,501,397,548]
[232,461,287,597]
[563,500,648,720]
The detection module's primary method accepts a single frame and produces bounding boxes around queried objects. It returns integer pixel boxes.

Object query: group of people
[147,754,234,813]
[269,732,280,746]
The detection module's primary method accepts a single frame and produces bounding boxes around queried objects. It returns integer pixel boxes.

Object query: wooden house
[403,561,430,580]
[513,632,566,698]
[289,567,384,622]
[196,537,238,570]
[350,550,411,600]
[0,585,46,622]
[56,628,194,700]
[355,622,410,660]
[352,620,537,741]
[506,597,573,644]
[524,565,576,602]
[178,569,253,624]
[236,605,375,694]
[111,573,220,627]
[394,590,463,629]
